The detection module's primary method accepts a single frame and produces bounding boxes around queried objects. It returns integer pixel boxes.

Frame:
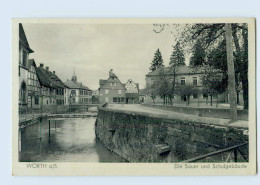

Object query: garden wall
[141,104,248,121]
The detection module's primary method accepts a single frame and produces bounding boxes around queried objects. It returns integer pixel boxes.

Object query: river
[19,117,127,162]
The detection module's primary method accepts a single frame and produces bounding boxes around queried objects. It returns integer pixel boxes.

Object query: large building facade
[145,66,244,105]
[19,23,34,106]
[99,69,126,104]
[36,63,66,106]
[64,70,92,105]
[27,59,41,108]
[145,66,211,104]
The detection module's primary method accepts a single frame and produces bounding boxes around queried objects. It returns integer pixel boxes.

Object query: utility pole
[225,23,238,121]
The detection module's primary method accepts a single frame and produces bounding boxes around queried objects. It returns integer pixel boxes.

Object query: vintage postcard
[12,18,256,176]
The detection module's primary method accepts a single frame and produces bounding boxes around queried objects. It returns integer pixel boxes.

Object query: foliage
[169,41,186,67]
[176,84,198,105]
[150,48,164,72]
[144,83,157,103]
[189,40,206,66]
[201,66,224,95]
[155,69,171,97]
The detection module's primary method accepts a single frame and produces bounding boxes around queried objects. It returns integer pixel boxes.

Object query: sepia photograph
[12,18,256,175]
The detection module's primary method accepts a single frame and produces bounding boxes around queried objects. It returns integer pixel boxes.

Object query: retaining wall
[95,108,248,162]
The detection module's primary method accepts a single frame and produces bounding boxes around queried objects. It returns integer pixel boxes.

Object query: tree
[168,42,186,104]
[187,23,248,110]
[201,66,224,106]
[150,48,164,72]
[169,42,185,67]
[189,40,206,66]
[225,23,237,121]
[156,69,171,105]
[177,84,196,106]
[144,83,157,104]
[154,23,248,110]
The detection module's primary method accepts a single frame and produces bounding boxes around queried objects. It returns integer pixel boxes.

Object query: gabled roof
[124,79,139,93]
[36,66,65,88]
[146,66,204,77]
[36,67,54,87]
[99,74,126,90]
[99,79,107,86]
[64,80,91,91]
[45,70,66,88]
[19,23,34,53]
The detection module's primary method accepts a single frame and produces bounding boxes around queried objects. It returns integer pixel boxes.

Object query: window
[105,97,109,102]
[193,77,198,86]
[35,96,39,105]
[22,50,27,68]
[121,97,124,102]
[203,93,208,98]
[114,83,116,87]
[113,97,118,102]
[110,83,113,86]
[181,77,185,85]
[71,90,76,95]
[105,89,109,94]
[118,90,122,94]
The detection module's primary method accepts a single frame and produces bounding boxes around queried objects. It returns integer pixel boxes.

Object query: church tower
[71,68,77,82]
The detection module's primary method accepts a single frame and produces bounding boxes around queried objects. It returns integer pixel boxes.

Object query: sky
[23,23,186,90]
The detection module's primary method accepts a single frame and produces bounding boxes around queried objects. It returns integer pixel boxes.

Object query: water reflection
[20,117,127,162]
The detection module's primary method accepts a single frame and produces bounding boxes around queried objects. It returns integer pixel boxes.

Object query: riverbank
[19,112,98,128]
[19,105,98,127]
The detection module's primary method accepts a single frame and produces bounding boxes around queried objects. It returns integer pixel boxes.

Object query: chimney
[40,63,44,68]
[46,66,49,71]
[109,69,113,77]
[53,71,55,74]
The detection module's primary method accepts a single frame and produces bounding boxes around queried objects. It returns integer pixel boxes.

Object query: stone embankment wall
[95,108,248,162]
[141,104,248,121]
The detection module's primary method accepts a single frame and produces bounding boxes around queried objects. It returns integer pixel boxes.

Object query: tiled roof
[36,67,54,87]
[146,66,204,77]
[45,70,66,88]
[19,23,34,53]
[74,81,91,90]
[36,66,65,88]
[64,80,91,90]
[99,79,107,86]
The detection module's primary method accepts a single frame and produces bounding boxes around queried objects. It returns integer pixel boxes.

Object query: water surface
[20,117,127,162]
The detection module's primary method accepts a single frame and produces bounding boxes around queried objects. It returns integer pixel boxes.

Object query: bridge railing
[182,143,248,163]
